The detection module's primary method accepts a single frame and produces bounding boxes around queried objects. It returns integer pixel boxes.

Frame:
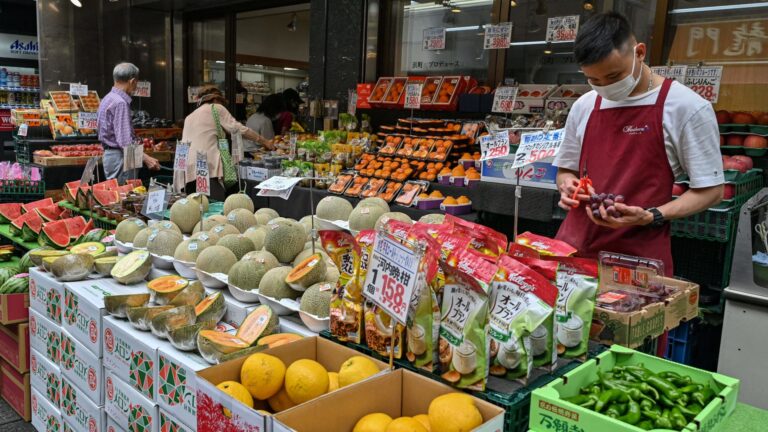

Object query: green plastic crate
[13,139,31,164]
[672,206,738,243]
[0,179,45,204]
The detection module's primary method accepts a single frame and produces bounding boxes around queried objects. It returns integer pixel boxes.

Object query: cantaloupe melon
[243,226,268,250]
[374,212,412,231]
[257,333,302,349]
[300,283,333,318]
[255,207,279,222]
[188,193,209,212]
[195,245,237,275]
[226,208,258,233]
[217,234,256,260]
[149,220,182,235]
[132,227,158,249]
[254,213,271,226]
[229,251,280,290]
[191,230,219,244]
[224,193,255,214]
[147,275,189,305]
[359,197,390,212]
[316,196,353,221]
[285,253,327,291]
[210,224,240,238]
[111,250,152,284]
[115,218,147,243]
[147,229,183,257]
[418,213,445,224]
[259,266,299,300]
[174,238,211,263]
[349,205,387,232]
[324,265,340,284]
[195,292,226,323]
[170,198,203,234]
[264,220,306,263]
[197,330,250,364]
[192,215,228,233]
[236,305,278,345]
[299,216,316,238]
[292,248,330,267]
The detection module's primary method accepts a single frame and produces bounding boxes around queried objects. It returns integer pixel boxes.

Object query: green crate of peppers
[530,345,739,432]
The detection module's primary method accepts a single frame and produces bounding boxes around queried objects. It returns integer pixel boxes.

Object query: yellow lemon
[240,353,286,400]
[428,393,482,432]
[413,414,430,431]
[338,356,380,388]
[216,381,253,418]
[328,372,340,392]
[386,417,427,432]
[267,387,295,413]
[353,413,393,432]
[285,359,329,404]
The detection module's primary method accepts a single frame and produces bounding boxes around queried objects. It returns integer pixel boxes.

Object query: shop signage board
[684,65,723,103]
[69,83,88,97]
[404,83,422,109]
[0,33,38,60]
[195,152,210,196]
[479,131,511,161]
[546,15,579,43]
[422,27,446,50]
[668,18,768,63]
[513,128,566,169]
[347,89,357,115]
[484,22,513,50]
[132,81,151,98]
[362,232,420,325]
[492,86,518,113]
[650,65,688,82]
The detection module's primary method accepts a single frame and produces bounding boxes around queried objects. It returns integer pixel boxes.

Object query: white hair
[113,62,139,83]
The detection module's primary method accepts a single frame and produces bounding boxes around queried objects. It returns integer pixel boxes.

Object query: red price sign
[484,23,513,50]
[555,28,576,41]
[363,232,420,324]
[195,151,210,196]
[480,132,511,161]
[492,86,517,114]
[684,65,722,103]
[404,83,422,110]
[423,27,446,51]
[546,15,579,43]
[689,85,716,101]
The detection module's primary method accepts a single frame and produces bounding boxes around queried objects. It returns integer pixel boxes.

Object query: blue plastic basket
[665,320,696,365]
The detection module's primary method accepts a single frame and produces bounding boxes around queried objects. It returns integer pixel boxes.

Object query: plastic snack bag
[445,215,507,262]
[514,256,560,372]
[406,229,443,372]
[551,257,599,360]
[515,232,577,257]
[320,230,363,343]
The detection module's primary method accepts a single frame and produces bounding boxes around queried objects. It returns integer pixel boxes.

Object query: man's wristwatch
[645,207,665,228]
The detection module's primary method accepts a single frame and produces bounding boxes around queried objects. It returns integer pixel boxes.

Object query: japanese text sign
[684,66,723,103]
[480,131,511,161]
[650,65,688,82]
[195,151,210,196]
[77,112,97,130]
[492,86,518,113]
[484,22,513,50]
[404,83,423,109]
[132,81,151,98]
[174,142,190,172]
[423,27,446,50]
[513,129,565,169]
[546,15,579,43]
[142,187,166,218]
[363,232,420,324]
[69,83,88,97]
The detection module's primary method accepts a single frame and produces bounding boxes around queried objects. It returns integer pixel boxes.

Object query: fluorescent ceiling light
[215,60,225,64]
[405,0,492,12]
[283,67,299,71]
[669,2,768,14]
[70,0,82,6]
[446,25,489,32]
[509,40,571,46]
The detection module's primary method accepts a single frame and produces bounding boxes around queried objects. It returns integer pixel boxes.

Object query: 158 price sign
[362,233,420,324]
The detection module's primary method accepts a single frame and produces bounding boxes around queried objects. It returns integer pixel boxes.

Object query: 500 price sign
[362,233,420,324]
[512,128,565,169]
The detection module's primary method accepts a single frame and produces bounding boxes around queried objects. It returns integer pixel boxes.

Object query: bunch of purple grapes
[590,193,625,219]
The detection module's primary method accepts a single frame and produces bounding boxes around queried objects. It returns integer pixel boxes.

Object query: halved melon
[197,330,250,364]
[111,250,152,284]
[168,320,217,352]
[35,205,64,222]
[257,333,303,349]
[169,281,206,307]
[63,187,78,203]
[21,198,54,214]
[147,275,189,305]
[150,305,196,339]
[103,293,150,318]
[236,305,278,346]
[285,253,327,292]
[70,241,107,256]
[94,256,119,276]
[29,249,70,267]
[127,305,174,331]
[195,292,226,323]
[10,211,39,237]
[38,220,69,249]
[93,189,119,207]
[93,179,118,190]
[0,203,22,223]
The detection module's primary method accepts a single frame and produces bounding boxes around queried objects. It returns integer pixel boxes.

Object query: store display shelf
[0,224,41,251]
[0,86,39,93]
[0,179,45,205]
[0,104,35,110]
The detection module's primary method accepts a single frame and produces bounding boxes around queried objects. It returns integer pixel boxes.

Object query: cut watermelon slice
[125,179,143,189]
[93,179,118,191]
[38,220,70,249]
[80,218,95,236]
[64,180,81,189]
[21,198,54,214]
[10,211,41,237]
[116,185,134,195]
[61,216,87,239]
[0,203,22,224]
[35,205,64,222]
[18,212,43,241]
[92,189,119,206]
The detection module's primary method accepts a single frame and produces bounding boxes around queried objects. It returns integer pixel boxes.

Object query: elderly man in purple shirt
[97,63,160,183]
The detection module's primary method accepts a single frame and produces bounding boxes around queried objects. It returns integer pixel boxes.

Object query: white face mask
[590,46,641,102]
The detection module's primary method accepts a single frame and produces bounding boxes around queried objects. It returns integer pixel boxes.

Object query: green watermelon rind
[39,221,70,249]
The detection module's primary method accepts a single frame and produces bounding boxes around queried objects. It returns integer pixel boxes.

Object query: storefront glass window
[189,18,226,90]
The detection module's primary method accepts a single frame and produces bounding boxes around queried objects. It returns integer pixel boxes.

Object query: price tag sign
[69,83,88,97]
[195,152,210,196]
[132,81,151,98]
[80,156,99,185]
[684,66,723,103]
[255,175,303,191]
[17,123,27,137]
[347,89,358,116]
[484,22,513,50]
[174,142,190,172]
[404,83,422,110]
[422,27,446,50]
[77,112,97,130]
[546,15,580,43]
[480,131,511,161]
[123,144,143,171]
[492,86,518,113]
[142,187,166,218]
[362,232,420,324]
[512,128,566,169]
[651,65,688,82]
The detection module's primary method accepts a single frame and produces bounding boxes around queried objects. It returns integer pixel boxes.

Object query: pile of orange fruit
[385,79,406,103]
[435,80,457,104]
[416,190,470,206]
[460,152,481,161]
[370,80,391,102]
[344,176,370,197]
[360,178,386,198]
[417,161,449,182]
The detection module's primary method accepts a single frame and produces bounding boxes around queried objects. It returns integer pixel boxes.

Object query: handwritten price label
[546,15,580,43]
[123,144,143,171]
[77,112,97,130]
[132,81,151,98]
[480,132,511,161]
[69,83,88,97]
[80,156,99,185]
[195,151,210,196]
[404,83,422,109]
[684,66,722,103]
[484,22,513,50]
[512,128,565,169]
[423,27,446,51]
[174,142,190,172]
[492,86,518,114]
[362,232,420,324]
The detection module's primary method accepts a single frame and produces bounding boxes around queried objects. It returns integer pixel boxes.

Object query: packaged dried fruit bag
[488,256,557,384]
[516,232,577,257]
[514,256,560,371]
[405,229,443,372]
[358,229,405,359]
[550,257,599,360]
[320,230,364,343]
[439,248,498,391]
[446,215,507,262]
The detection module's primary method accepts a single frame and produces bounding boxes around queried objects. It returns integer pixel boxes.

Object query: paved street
[0,399,33,432]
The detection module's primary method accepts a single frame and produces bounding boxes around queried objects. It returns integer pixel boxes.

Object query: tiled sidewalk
[0,399,33,432]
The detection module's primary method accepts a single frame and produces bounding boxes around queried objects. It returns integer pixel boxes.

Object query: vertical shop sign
[484,22,513,50]
[423,27,446,50]
[650,65,688,82]
[546,15,580,43]
[195,152,210,196]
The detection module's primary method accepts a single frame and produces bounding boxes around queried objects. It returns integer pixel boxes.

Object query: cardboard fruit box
[545,84,591,115]
[530,345,739,432]
[272,368,504,432]
[196,336,388,432]
[31,387,63,432]
[60,376,104,432]
[30,267,66,324]
[60,327,104,405]
[0,321,29,373]
[1,359,31,421]
[30,348,62,409]
[156,344,210,431]
[0,292,28,325]
[512,84,557,114]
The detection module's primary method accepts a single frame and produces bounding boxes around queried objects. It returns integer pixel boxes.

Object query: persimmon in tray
[368,78,393,104]
[360,178,387,198]
[379,135,402,155]
[376,181,404,203]
[344,176,369,197]
[382,78,407,105]
[329,173,355,194]
[427,139,452,161]
[421,77,442,104]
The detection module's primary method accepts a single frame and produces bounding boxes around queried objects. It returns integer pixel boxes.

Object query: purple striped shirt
[97,87,134,149]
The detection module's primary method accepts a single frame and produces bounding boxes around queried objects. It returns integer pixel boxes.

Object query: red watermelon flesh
[21,198,54,214]
[11,211,41,230]
[0,203,22,223]
[61,216,87,239]
[35,205,64,222]
[117,185,134,195]
[125,179,143,188]
[93,179,118,191]
[64,180,81,189]
[79,219,95,238]
[93,189,119,206]
[40,220,70,248]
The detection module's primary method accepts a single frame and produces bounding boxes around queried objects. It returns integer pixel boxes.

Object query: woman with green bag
[181,87,274,200]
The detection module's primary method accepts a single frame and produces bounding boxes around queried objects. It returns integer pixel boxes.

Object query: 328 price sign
[689,85,716,101]
[362,233,420,324]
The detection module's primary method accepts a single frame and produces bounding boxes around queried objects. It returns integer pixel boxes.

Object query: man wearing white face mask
[554,12,723,274]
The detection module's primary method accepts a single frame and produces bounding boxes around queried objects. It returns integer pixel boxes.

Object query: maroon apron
[556,79,675,275]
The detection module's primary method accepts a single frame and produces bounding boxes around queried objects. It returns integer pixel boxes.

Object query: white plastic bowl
[195,269,227,289]
[173,260,198,279]
[315,218,349,232]
[114,240,133,254]
[151,253,174,270]
[228,283,261,303]
[299,311,329,333]
[257,294,299,316]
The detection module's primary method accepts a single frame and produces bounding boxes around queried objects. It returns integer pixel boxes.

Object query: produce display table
[59,200,117,228]
[722,403,768,431]
[0,224,39,251]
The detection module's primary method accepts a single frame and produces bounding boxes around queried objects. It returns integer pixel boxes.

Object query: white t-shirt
[553,81,724,189]
[244,113,275,152]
